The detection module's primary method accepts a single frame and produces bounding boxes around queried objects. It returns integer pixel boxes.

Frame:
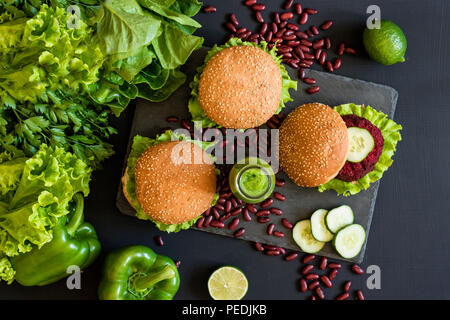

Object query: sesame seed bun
[198,45,282,129]
[279,103,349,187]
[124,141,217,225]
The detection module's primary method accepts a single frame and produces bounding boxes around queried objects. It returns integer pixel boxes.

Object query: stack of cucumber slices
[292,205,366,259]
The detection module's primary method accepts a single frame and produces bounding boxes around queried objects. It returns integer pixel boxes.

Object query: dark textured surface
[1,0,449,300]
[116,47,398,264]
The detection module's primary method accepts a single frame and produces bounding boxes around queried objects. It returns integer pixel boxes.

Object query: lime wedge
[208,266,248,300]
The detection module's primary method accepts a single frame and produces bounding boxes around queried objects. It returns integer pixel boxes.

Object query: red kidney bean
[175,260,181,268]
[283,0,294,10]
[265,250,280,256]
[315,49,322,60]
[181,119,191,131]
[256,11,264,23]
[273,192,285,201]
[196,216,205,228]
[259,22,268,35]
[356,290,365,300]
[299,278,307,292]
[230,208,242,216]
[306,86,320,94]
[280,12,294,20]
[271,22,278,34]
[234,227,245,238]
[275,178,285,187]
[155,235,164,246]
[345,47,357,55]
[284,253,298,261]
[230,198,238,208]
[242,209,252,222]
[306,29,314,38]
[295,31,308,39]
[298,67,306,79]
[278,247,286,255]
[329,269,338,280]
[274,12,281,24]
[286,59,298,68]
[305,8,318,15]
[275,28,286,38]
[326,60,334,72]
[252,4,265,11]
[352,264,364,275]
[319,51,327,65]
[336,293,349,300]
[267,223,275,235]
[286,23,298,31]
[254,242,264,252]
[260,198,273,208]
[283,34,297,41]
[338,42,345,55]
[235,198,243,206]
[315,287,325,300]
[328,263,342,269]
[286,40,299,47]
[220,191,232,198]
[284,30,294,36]
[204,215,213,228]
[228,217,239,230]
[225,200,232,213]
[244,0,256,6]
[344,281,351,292]
[268,208,282,216]
[297,45,309,53]
[294,3,302,14]
[236,27,247,35]
[211,220,225,228]
[324,37,331,49]
[217,198,226,205]
[301,39,312,47]
[299,12,308,25]
[212,208,220,220]
[279,20,287,28]
[242,30,252,40]
[203,5,216,13]
[313,39,324,49]
[230,13,239,26]
[310,25,319,35]
[304,53,315,60]
[272,37,283,44]
[257,217,270,223]
[225,33,235,43]
[309,281,320,290]
[333,58,342,70]
[246,203,257,214]
[215,204,225,211]
[226,22,237,33]
[305,273,319,281]
[320,20,333,30]
[310,295,316,300]
[265,31,273,42]
[256,209,270,217]
[302,254,315,264]
[273,231,284,238]
[279,219,292,230]
[263,245,278,251]
[319,257,328,270]
[299,62,310,68]
[301,264,314,275]
[166,116,179,123]
[219,213,231,221]
[321,275,332,288]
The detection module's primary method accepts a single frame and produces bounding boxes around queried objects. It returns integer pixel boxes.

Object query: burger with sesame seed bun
[122,130,218,232]
[189,38,297,129]
[279,103,349,187]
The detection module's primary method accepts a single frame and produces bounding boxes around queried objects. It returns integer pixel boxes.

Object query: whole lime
[363,20,407,65]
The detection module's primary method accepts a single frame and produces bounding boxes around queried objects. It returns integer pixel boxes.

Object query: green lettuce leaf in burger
[122,130,219,232]
[188,38,297,129]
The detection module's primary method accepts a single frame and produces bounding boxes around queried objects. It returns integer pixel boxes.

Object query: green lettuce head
[124,130,218,232]
[318,104,402,196]
[188,38,298,128]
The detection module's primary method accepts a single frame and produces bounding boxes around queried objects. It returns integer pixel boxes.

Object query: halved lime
[363,20,407,66]
[208,266,248,300]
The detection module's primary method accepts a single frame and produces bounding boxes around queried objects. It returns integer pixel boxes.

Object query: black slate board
[116,47,398,264]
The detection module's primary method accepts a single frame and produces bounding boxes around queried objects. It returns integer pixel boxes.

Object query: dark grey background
[1,0,449,300]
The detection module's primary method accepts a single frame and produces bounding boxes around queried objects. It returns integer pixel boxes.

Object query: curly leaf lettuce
[188,38,298,128]
[124,131,217,232]
[0,144,92,258]
[0,255,14,284]
[318,104,402,196]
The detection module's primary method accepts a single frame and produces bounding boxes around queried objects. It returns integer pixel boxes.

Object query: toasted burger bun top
[132,141,216,225]
[198,45,282,129]
[279,103,349,187]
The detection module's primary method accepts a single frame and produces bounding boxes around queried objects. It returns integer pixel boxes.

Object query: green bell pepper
[10,193,101,286]
[98,245,180,300]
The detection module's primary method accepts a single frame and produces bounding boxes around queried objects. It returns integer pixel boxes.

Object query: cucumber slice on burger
[310,209,334,242]
[347,127,375,163]
[292,220,325,253]
[325,205,354,233]
[333,224,366,259]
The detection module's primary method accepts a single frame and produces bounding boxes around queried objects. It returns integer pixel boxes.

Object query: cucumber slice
[310,209,334,242]
[292,220,325,253]
[347,127,375,163]
[333,224,366,259]
[325,205,354,233]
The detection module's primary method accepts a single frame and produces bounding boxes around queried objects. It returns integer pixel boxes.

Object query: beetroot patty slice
[337,115,384,182]
[318,104,402,196]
